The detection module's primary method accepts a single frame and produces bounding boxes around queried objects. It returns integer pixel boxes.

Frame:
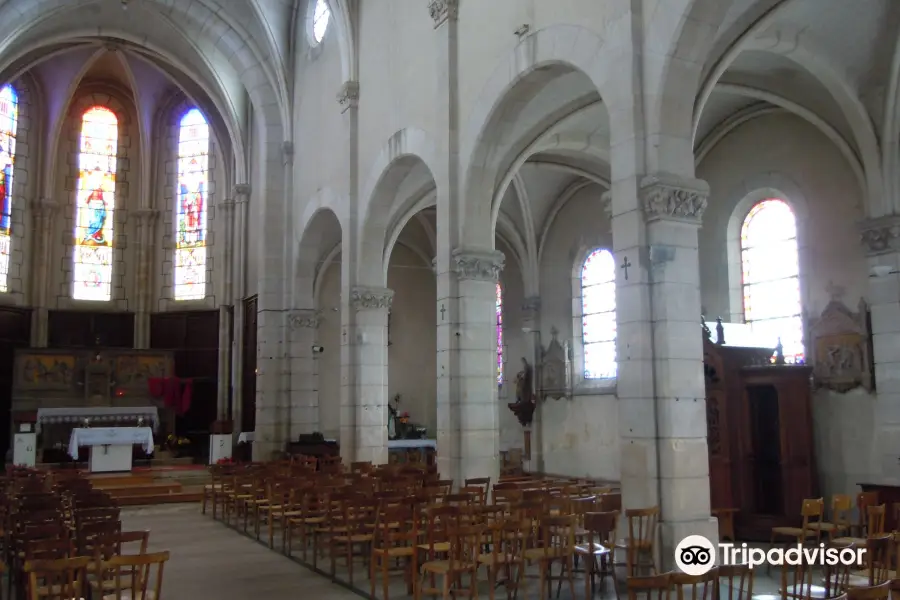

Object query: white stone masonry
[613,173,718,568]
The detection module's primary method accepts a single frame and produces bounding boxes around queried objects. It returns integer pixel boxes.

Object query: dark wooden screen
[0,307,30,460]
[48,311,134,347]
[149,311,218,433]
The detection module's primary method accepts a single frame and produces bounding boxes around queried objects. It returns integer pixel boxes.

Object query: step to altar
[78,466,208,506]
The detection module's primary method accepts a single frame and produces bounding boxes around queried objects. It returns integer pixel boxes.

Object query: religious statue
[507,357,536,427]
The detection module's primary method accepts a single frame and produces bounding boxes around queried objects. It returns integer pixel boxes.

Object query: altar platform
[38,464,208,506]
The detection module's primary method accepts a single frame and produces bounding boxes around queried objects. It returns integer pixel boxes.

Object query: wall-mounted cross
[440,304,446,321]
[620,256,632,280]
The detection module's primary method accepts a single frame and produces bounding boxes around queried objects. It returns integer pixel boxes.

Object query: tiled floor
[130,503,795,600]
[121,504,361,600]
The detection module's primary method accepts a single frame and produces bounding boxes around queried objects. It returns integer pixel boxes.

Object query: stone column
[613,173,717,567]
[132,208,158,349]
[288,309,320,438]
[231,185,250,438]
[436,248,504,485]
[860,218,900,482]
[521,296,542,471]
[30,198,59,347]
[344,287,392,464]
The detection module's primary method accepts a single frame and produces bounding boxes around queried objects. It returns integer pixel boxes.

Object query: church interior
[0,0,897,597]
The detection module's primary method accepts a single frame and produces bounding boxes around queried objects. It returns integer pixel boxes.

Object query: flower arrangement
[165,434,191,451]
[399,411,410,424]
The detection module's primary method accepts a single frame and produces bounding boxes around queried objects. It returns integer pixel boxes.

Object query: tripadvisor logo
[675,535,865,575]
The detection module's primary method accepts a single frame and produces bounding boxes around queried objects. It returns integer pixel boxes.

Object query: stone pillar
[30,198,59,347]
[521,296,542,471]
[216,306,232,421]
[613,173,717,568]
[860,218,900,482]
[132,208,158,349]
[344,287,392,464]
[231,185,250,438]
[288,309,320,438]
[436,248,504,485]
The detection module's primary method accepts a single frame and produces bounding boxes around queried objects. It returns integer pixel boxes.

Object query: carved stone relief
[288,310,320,329]
[350,287,394,311]
[808,296,874,393]
[452,248,505,281]
[640,174,710,224]
[429,0,459,27]
[538,327,570,400]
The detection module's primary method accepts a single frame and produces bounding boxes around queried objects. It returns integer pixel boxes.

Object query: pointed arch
[174,107,210,301]
[73,105,118,302]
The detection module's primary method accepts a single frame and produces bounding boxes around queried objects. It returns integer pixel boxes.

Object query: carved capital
[640,173,709,224]
[337,81,359,113]
[429,0,459,28]
[860,216,900,256]
[133,208,159,223]
[288,309,320,329]
[233,184,251,199]
[522,296,541,321]
[31,197,59,217]
[452,247,505,281]
[350,286,393,311]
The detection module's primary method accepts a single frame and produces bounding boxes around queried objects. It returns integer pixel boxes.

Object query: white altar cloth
[68,427,154,460]
[38,407,159,433]
[388,439,436,449]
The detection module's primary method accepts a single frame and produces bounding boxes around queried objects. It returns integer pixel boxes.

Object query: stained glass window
[582,248,617,379]
[0,85,18,293]
[73,106,117,301]
[496,282,503,385]
[174,108,209,301]
[313,0,330,43]
[741,198,805,363]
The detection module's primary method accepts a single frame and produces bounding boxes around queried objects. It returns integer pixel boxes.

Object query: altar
[68,427,154,473]
[387,439,437,465]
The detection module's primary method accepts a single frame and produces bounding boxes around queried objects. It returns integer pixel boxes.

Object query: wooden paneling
[242,296,257,433]
[0,307,31,460]
[149,311,219,433]
[704,336,817,540]
[48,311,134,348]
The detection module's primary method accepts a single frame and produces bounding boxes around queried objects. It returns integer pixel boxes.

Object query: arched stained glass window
[741,198,805,363]
[496,282,503,385]
[73,106,117,301]
[0,85,18,293]
[312,0,331,44]
[581,248,617,379]
[175,108,209,301]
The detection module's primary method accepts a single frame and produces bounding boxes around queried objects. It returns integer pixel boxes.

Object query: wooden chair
[836,505,887,546]
[520,514,577,600]
[717,564,754,600]
[846,535,893,587]
[370,503,418,600]
[24,556,89,600]
[672,568,719,600]
[417,521,482,600]
[627,573,672,600]
[772,498,825,545]
[576,511,618,599]
[809,495,854,542]
[328,492,374,584]
[416,505,459,600]
[98,551,169,600]
[615,506,659,576]
[476,518,524,600]
[852,493,880,537]
[847,582,891,600]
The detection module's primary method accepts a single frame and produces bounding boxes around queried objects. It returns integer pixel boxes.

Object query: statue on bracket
[808,284,874,393]
[507,358,535,427]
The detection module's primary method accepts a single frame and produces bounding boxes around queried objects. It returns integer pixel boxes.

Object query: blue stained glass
[175,108,209,300]
[0,84,18,293]
[496,282,503,385]
[582,249,617,379]
[741,199,805,363]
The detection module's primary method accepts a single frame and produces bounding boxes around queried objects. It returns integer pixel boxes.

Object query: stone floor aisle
[121,504,361,600]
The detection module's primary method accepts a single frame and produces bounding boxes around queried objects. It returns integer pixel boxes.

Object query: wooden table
[858,482,900,532]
